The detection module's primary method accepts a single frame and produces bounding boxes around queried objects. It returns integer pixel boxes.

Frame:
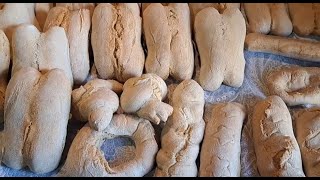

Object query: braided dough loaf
[1,67,71,173]
[252,95,305,177]
[0,3,39,43]
[143,3,194,81]
[58,114,158,177]
[155,79,205,177]
[199,102,246,177]
[72,79,122,131]
[243,3,292,36]
[120,73,173,125]
[35,3,54,31]
[295,108,320,177]
[194,7,246,91]
[44,6,91,85]
[0,30,9,123]
[12,24,73,85]
[266,66,320,106]
[91,3,144,83]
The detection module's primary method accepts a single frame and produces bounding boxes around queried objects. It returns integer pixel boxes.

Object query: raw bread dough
[58,114,158,177]
[143,3,194,81]
[11,24,73,85]
[245,33,320,62]
[0,30,9,123]
[194,7,246,91]
[266,66,320,106]
[288,3,315,36]
[44,6,91,85]
[295,108,320,177]
[120,73,173,125]
[0,3,40,43]
[72,79,122,131]
[251,95,305,177]
[35,3,54,31]
[154,79,205,177]
[1,67,71,173]
[199,102,246,177]
[91,3,144,83]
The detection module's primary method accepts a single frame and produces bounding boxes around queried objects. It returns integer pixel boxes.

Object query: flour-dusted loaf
[252,95,305,177]
[295,108,320,177]
[245,33,320,62]
[269,3,293,36]
[35,3,54,31]
[56,3,95,17]
[266,66,320,106]
[154,80,205,177]
[12,24,73,85]
[58,114,158,177]
[0,3,39,43]
[120,73,173,125]
[0,30,9,123]
[194,7,246,91]
[1,67,71,173]
[243,3,292,36]
[288,3,315,36]
[44,6,91,85]
[199,102,246,177]
[143,3,194,81]
[91,3,144,83]
[72,79,122,131]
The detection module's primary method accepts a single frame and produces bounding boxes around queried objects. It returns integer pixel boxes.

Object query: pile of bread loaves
[0,3,320,177]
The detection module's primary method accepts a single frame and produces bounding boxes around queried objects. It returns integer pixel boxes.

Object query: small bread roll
[199,102,246,177]
[295,108,320,177]
[252,95,305,177]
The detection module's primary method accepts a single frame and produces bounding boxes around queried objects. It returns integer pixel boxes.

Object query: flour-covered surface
[1,47,320,176]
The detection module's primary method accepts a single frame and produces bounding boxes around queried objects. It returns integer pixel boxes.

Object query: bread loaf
[120,73,173,125]
[91,3,144,83]
[288,3,314,36]
[35,3,54,31]
[154,79,205,177]
[194,7,246,91]
[72,79,122,131]
[199,102,246,177]
[2,67,71,173]
[266,66,320,106]
[295,108,320,177]
[55,3,95,17]
[0,30,9,123]
[12,24,73,85]
[245,33,320,62]
[143,3,194,81]
[58,114,158,177]
[44,6,91,85]
[252,95,305,176]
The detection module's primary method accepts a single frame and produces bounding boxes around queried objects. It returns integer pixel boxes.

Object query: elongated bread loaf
[243,3,271,34]
[252,95,305,177]
[194,7,246,91]
[44,6,91,85]
[295,108,320,177]
[35,3,54,31]
[2,67,71,173]
[12,24,73,85]
[91,3,144,83]
[199,102,246,177]
[269,3,292,36]
[0,30,9,123]
[288,3,315,36]
[55,3,95,17]
[245,33,320,62]
[58,114,158,177]
[143,3,194,81]
[155,80,205,177]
